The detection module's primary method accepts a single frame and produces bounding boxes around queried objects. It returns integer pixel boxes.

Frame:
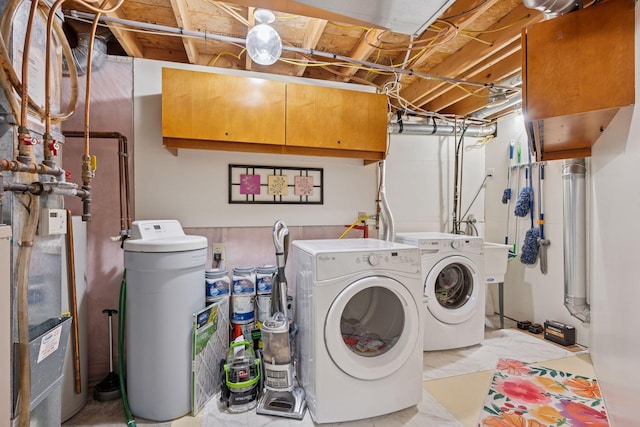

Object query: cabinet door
[523,0,634,160]
[286,83,388,153]
[162,68,286,145]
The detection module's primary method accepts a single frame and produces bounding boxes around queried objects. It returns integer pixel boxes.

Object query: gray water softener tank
[123,220,207,421]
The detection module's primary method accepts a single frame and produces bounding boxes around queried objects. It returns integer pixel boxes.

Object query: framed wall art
[228,164,323,204]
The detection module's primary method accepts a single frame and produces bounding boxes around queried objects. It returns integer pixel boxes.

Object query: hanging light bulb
[246,9,282,66]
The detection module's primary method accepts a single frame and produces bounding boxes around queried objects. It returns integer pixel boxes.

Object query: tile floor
[62,316,590,427]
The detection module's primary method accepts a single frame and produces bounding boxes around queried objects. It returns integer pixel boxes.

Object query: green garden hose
[118,270,137,426]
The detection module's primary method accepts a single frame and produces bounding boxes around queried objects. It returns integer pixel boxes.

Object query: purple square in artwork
[240,174,261,194]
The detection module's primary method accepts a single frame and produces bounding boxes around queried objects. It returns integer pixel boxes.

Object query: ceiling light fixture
[246,9,282,66]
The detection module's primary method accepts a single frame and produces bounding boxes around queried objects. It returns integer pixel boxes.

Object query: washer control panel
[315,249,421,281]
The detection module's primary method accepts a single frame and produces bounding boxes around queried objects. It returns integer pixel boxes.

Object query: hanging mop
[503,141,517,258]
[514,167,532,218]
[537,163,550,273]
[520,147,539,265]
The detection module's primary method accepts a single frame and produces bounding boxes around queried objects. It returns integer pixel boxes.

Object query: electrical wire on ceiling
[65,11,520,95]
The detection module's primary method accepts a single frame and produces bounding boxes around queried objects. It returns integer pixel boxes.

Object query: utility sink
[484,242,511,284]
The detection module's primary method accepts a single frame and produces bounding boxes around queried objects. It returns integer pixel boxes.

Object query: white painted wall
[587,7,640,421]
[484,116,590,347]
[132,58,378,227]
[385,131,486,234]
[590,105,639,426]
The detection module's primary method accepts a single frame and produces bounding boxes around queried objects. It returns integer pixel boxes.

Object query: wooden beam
[422,41,522,112]
[246,7,255,70]
[295,18,327,76]
[337,28,384,82]
[219,0,384,29]
[405,0,499,71]
[102,8,145,58]
[169,0,200,64]
[399,3,542,108]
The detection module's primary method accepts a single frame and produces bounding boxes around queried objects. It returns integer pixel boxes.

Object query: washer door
[425,255,481,324]
[324,275,420,380]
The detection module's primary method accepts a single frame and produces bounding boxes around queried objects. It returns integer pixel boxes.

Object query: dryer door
[425,255,482,324]
[324,275,420,380]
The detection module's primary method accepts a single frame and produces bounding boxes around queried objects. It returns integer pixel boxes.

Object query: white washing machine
[395,232,485,351]
[292,238,423,424]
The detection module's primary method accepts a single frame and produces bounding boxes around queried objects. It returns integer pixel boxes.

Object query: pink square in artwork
[240,174,261,194]
[294,176,314,196]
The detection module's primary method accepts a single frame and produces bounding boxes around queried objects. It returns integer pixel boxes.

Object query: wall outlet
[212,242,226,267]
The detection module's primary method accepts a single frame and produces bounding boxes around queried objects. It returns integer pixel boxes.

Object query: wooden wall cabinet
[522,0,635,161]
[161,68,388,162]
[162,68,286,155]
[285,83,388,159]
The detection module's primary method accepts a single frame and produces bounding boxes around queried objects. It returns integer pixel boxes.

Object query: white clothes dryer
[292,238,423,424]
[395,232,485,351]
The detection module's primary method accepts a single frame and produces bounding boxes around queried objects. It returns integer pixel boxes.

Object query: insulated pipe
[562,158,590,323]
[15,194,40,427]
[524,0,581,18]
[388,122,496,137]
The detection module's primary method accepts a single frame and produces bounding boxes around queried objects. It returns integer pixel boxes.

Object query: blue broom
[520,149,539,265]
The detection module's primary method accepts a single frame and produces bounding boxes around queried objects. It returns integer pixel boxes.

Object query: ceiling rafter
[102,8,145,58]
[337,28,385,82]
[169,0,200,64]
[398,3,542,109]
[403,0,500,71]
[245,6,255,70]
[66,0,549,118]
[421,39,522,111]
[428,49,522,114]
[295,18,327,76]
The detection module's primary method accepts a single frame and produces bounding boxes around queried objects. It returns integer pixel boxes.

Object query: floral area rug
[478,358,609,427]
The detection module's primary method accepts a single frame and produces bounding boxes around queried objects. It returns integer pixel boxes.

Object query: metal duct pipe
[524,0,582,18]
[62,33,108,76]
[562,158,590,323]
[377,161,395,241]
[472,93,522,120]
[388,122,496,137]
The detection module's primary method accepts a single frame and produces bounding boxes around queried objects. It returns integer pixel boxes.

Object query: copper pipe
[122,135,131,231]
[44,0,68,140]
[18,0,40,129]
[118,137,125,231]
[62,131,131,232]
[0,1,78,124]
[65,209,82,394]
